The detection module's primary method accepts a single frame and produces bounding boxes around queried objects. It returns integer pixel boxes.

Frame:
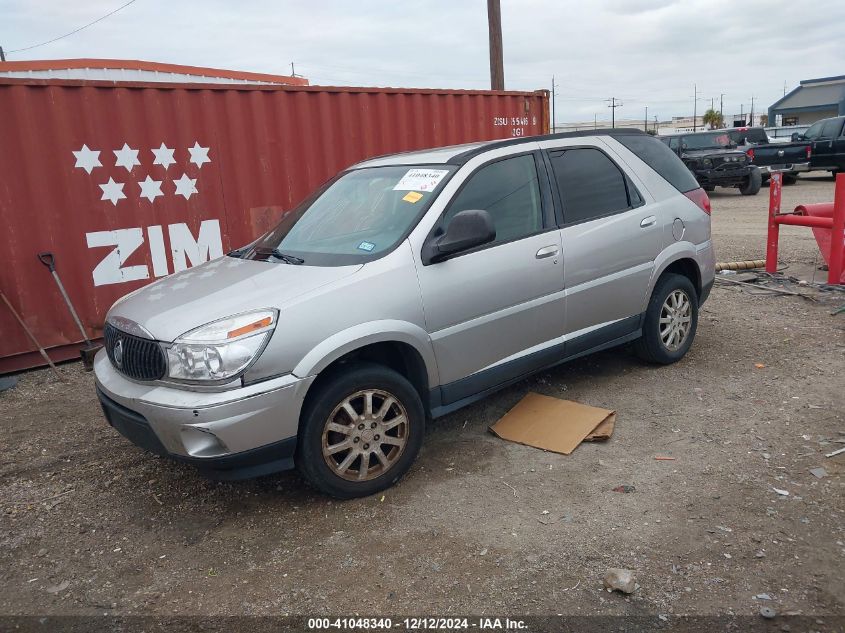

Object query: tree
[759,114,769,126]
[702,108,725,130]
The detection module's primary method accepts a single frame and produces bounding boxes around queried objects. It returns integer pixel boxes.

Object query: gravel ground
[1,175,843,624]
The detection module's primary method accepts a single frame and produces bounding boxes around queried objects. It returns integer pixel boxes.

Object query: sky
[2,0,844,125]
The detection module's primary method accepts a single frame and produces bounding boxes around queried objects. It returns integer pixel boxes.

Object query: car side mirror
[424,209,496,264]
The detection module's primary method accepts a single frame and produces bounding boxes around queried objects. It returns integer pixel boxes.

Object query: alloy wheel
[659,289,692,351]
[321,389,409,481]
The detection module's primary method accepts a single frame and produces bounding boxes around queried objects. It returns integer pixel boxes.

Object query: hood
[108,256,362,341]
[682,148,745,159]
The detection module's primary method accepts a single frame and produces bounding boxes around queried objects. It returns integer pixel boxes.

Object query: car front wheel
[296,362,425,498]
[634,273,699,364]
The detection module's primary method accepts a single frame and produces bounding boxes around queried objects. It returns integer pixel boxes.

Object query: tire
[634,273,699,365]
[739,167,762,195]
[783,173,798,185]
[296,362,425,499]
[703,185,715,192]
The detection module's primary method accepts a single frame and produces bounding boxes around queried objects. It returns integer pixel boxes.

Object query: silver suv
[95,130,715,498]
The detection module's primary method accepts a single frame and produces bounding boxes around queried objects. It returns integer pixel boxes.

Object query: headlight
[702,158,712,167]
[166,309,277,382]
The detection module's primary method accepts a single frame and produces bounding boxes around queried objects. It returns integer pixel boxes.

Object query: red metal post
[829,173,845,284]
[766,172,782,273]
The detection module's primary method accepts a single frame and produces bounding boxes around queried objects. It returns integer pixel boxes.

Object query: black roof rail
[448,128,648,164]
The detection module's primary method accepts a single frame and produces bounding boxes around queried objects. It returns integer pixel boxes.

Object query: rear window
[616,135,700,193]
[728,128,768,144]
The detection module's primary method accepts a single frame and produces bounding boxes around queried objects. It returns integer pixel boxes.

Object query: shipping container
[0,78,549,372]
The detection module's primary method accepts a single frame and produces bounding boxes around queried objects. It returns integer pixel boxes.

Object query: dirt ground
[1,175,843,625]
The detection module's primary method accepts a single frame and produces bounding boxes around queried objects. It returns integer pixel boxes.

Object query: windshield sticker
[393,169,449,192]
[357,241,376,252]
[402,191,423,204]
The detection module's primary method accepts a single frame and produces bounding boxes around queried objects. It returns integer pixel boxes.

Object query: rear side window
[548,148,632,225]
[617,134,700,193]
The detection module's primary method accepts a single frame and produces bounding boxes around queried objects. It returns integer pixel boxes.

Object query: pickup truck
[660,131,761,195]
[792,115,845,177]
[717,127,811,185]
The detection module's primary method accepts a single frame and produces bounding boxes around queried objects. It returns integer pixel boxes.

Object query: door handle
[535,245,559,259]
[640,215,657,228]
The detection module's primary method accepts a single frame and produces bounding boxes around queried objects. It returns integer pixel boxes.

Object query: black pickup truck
[659,131,761,195]
[792,115,845,177]
[717,127,811,184]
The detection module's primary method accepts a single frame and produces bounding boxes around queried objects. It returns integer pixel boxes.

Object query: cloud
[2,0,843,124]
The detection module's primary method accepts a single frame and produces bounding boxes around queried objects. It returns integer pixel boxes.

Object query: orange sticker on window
[402,191,423,204]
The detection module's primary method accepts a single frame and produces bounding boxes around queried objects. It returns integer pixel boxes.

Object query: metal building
[768,75,845,126]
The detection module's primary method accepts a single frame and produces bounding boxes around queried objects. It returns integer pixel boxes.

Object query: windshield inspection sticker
[402,191,423,204]
[357,241,376,252]
[393,168,449,192]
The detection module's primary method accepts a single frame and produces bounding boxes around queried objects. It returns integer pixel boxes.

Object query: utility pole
[594,113,597,129]
[606,97,622,128]
[750,95,755,126]
[0,47,5,62]
[487,0,504,91]
[720,93,724,116]
[692,83,700,132]
[710,97,714,111]
[740,103,744,124]
[644,106,648,132]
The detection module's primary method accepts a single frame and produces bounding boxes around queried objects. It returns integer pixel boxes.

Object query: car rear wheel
[634,273,699,365]
[739,167,762,195]
[296,362,425,499]
[783,173,798,185]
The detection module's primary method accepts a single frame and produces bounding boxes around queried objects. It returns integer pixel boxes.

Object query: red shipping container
[0,78,549,372]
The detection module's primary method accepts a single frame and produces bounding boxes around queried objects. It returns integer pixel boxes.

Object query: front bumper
[94,350,314,479]
[693,166,752,187]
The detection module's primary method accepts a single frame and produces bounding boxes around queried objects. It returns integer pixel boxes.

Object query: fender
[292,319,440,387]
[642,240,708,311]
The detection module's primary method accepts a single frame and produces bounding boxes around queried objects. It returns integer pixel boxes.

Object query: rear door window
[548,148,637,225]
[821,118,844,138]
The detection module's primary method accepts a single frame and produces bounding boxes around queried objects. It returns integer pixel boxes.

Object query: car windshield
[243,164,456,266]
[680,132,733,150]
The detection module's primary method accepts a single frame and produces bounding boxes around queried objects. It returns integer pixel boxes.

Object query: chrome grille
[104,323,166,381]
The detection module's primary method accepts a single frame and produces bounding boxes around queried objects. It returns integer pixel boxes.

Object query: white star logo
[99,177,126,206]
[138,175,163,202]
[151,143,176,169]
[188,142,211,168]
[114,143,141,172]
[173,173,198,199]
[72,144,102,174]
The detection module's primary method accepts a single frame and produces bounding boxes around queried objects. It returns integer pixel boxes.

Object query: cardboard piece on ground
[584,413,616,442]
[489,392,615,455]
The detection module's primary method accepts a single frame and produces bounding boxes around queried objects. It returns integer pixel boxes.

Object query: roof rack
[449,128,647,164]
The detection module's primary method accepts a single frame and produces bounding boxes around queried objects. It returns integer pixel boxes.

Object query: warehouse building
[768,75,845,126]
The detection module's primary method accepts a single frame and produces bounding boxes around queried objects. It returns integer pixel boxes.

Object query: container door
[416,152,564,399]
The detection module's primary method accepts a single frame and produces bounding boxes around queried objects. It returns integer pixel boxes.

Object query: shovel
[38,252,102,370]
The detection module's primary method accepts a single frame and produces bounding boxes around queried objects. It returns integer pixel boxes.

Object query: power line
[6,0,138,54]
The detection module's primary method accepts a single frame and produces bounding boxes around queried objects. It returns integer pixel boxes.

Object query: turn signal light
[227,316,273,339]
